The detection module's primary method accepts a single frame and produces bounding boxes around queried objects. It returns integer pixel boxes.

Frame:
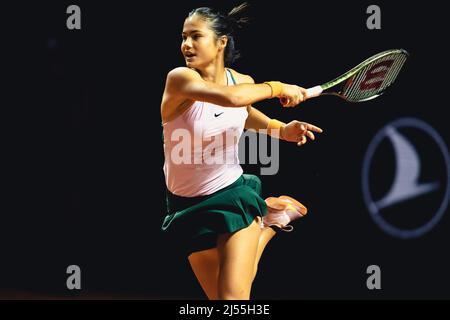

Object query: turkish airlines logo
[362,118,450,239]
[360,60,394,91]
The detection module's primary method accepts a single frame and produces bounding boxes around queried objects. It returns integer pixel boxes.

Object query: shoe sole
[265,197,289,210]
[278,195,308,216]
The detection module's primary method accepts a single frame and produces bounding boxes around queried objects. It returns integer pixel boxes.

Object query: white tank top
[162,69,248,197]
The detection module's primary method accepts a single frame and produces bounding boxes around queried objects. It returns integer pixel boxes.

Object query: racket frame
[317,49,409,102]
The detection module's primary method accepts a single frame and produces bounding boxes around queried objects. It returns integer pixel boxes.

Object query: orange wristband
[264,81,283,98]
[267,119,286,139]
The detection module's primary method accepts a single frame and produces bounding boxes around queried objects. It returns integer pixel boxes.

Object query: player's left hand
[281,120,323,146]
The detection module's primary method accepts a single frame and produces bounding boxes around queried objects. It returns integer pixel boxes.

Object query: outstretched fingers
[303,122,323,133]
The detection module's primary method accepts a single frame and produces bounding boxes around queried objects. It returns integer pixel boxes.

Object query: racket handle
[279,85,323,106]
[305,85,323,98]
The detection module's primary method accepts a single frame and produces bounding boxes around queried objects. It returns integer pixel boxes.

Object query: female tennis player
[161,3,323,300]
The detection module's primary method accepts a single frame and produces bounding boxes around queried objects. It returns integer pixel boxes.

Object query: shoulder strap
[226,68,237,85]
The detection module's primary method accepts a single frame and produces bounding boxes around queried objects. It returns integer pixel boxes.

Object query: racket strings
[347,54,393,100]
[343,53,408,102]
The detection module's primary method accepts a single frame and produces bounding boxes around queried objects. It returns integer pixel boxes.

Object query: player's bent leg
[188,247,220,300]
[253,220,277,281]
[217,218,261,300]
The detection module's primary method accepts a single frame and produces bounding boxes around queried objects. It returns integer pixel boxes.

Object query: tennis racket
[280,49,409,105]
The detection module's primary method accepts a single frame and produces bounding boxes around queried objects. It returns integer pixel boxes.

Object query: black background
[2,0,449,300]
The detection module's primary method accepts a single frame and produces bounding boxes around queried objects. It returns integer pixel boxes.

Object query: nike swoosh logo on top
[214,112,224,117]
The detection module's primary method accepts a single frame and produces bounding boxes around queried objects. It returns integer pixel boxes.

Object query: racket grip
[279,85,323,106]
[305,85,323,98]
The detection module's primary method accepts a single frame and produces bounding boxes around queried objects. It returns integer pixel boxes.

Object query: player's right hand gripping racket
[280,49,409,105]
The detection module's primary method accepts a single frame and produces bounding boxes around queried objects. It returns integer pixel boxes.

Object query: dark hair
[188,3,250,66]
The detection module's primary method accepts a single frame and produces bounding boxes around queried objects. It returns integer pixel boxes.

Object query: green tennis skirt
[161,174,268,256]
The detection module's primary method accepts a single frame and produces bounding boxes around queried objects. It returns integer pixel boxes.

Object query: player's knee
[206,291,219,300]
[218,286,250,300]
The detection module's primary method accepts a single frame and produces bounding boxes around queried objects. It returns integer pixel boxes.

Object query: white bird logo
[375,126,440,210]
